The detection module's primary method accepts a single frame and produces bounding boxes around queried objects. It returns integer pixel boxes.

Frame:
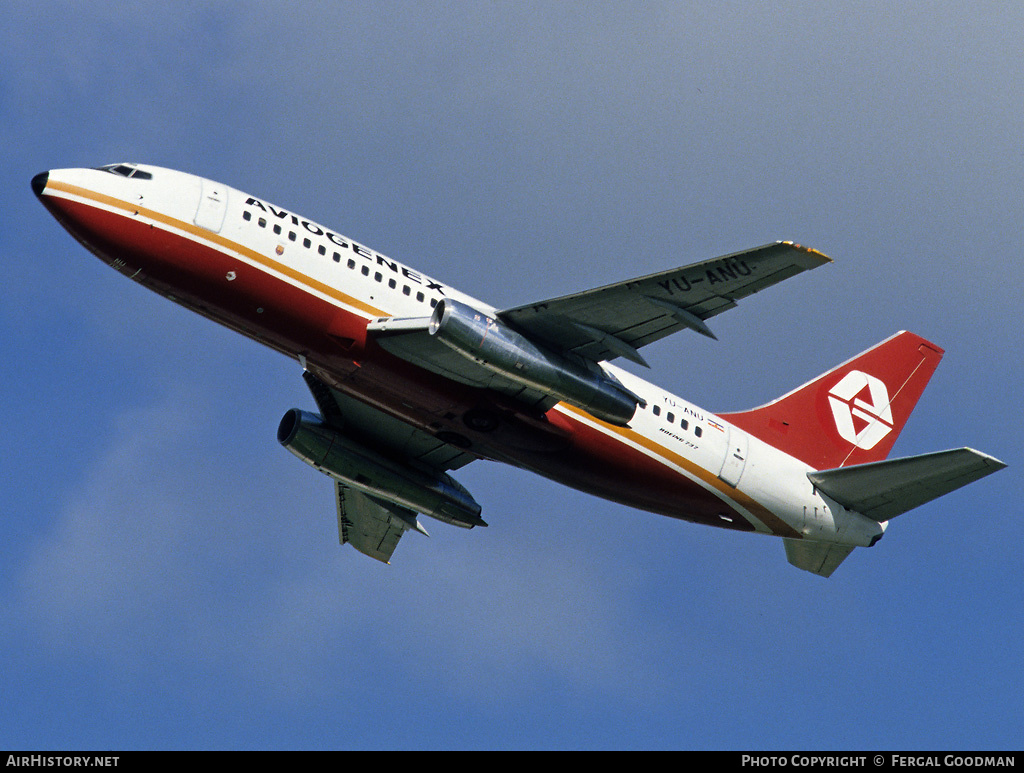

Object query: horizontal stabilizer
[784,539,855,577]
[808,448,1006,522]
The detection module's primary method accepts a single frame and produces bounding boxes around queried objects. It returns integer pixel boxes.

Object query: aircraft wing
[302,371,475,471]
[368,242,829,427]
[367,317,558,414]
[334,483,425,564]
[498,241,830,365]
[302,372,477,562]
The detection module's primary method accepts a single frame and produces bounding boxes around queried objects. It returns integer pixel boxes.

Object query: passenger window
[243,211,252,221]
[652,405,661,416]
[388,278,396,289]
[430,298,437,308]
[361,266,369,276]
[347,258,355,269]
[681,419,688,431]
[374,272,382,282]
[258,218,267,228]
[416,292,424,302]
[288,232,296,242]
[403,286,410,296]
[695,426,703,438]
[318,245,326,256]
[667,412,675,423]
[273,224,281,235]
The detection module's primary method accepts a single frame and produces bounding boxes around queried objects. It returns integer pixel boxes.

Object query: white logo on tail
[828,370,894,449]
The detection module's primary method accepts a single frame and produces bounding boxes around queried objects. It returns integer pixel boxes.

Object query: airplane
[32,163,1006,577]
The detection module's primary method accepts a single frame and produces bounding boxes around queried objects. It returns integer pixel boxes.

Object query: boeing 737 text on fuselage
[32,164,1005,576]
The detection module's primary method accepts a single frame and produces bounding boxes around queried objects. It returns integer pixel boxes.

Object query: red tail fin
[720,331,944,469]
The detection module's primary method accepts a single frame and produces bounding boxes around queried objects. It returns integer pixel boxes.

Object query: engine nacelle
[277,409,485,528]
[429,298,641,426]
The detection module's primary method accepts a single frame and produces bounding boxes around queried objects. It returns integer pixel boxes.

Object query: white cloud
[19,387,215,657]
[14,385,680,703]
[6,1,1019,746]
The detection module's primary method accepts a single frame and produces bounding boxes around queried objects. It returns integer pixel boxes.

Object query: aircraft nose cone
[31,171,49,197]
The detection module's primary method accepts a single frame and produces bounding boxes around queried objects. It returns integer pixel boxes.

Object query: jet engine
[429,298,642,426]
[277,409,485,528]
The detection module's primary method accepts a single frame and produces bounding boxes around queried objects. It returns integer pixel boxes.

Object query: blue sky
[2,1,1020,750]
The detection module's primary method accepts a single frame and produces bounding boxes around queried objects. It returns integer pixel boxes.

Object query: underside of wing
[334,483,426,564]
[499,241,830,363]
[366,317,557,414]
[295,371,483,562]
[303,370,477,471]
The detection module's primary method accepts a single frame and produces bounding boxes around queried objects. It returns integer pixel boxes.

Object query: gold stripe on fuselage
[46,179,387,319]
[557,403,800,538]
[48,177,798,539]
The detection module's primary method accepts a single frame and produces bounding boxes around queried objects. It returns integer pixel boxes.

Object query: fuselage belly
[35,165,900,562]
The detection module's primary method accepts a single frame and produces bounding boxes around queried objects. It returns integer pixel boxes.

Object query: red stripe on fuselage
[546,406,804,536]
[535,408,757,531]
[45,182,790,535]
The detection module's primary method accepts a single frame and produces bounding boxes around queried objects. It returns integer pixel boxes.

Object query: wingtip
[780,240,833,265]
[963,448,1008,471]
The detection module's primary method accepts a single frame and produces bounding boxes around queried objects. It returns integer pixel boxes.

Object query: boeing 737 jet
[32,163,1005,576]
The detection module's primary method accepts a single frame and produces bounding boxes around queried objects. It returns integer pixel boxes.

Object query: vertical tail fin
[720,331,944,469]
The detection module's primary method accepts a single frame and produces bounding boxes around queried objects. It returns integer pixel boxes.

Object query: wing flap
[808,448,1007,522]
[335,483,426,563]
[499,241,830,361]
[298,372,481,562]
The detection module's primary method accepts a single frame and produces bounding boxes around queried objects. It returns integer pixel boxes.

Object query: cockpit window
[96,164,153,180]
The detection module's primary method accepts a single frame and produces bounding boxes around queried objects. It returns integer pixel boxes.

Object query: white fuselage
[34,164,886,550]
